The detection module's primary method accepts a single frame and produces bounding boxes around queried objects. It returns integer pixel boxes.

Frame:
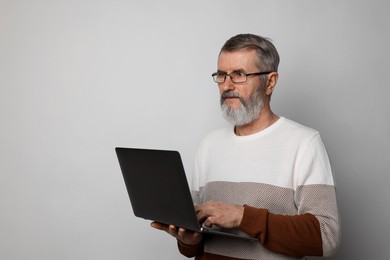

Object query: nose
[219,76,235,93]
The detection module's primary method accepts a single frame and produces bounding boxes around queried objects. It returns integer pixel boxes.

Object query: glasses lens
[213,73,225,83]
[231,72,246,83]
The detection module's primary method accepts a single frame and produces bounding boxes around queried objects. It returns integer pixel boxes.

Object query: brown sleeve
[238,205,323,256]
[177,240,204,258]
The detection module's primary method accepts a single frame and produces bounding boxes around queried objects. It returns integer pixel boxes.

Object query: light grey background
[0,0,389,259]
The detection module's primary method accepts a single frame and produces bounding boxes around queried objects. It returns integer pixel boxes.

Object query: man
[152,34,341,259]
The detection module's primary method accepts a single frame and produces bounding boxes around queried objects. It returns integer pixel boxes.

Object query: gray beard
[220,88,264,126]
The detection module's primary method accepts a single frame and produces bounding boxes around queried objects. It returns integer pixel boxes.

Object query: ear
[265,72,278,96]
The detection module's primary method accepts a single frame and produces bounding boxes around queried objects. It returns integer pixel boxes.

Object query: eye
[231,71,246,78]
[236,71,246,77]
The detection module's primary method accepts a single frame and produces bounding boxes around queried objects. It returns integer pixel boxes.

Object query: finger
[196,208,211,224]
[178,227,185,237]
[194,204,201,213]
[167,225,178,236]
[204,217,213,227]
[195,203,211,214]
[150,222,168,231]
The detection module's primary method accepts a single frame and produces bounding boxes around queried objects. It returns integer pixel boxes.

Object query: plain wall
[0,0,389,259]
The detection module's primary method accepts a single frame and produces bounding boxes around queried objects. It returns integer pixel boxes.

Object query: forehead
[217,49,258,71]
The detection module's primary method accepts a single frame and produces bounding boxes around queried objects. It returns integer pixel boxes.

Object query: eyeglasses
[212,71,272,83]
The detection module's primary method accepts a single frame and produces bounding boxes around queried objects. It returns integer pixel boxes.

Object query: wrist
[177,239,202,247]
[177,239,204,258]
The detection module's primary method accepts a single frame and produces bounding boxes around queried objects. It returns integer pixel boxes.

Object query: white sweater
[188,117,340,259]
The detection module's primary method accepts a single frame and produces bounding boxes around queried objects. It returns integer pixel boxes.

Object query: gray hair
[220,34,280,72]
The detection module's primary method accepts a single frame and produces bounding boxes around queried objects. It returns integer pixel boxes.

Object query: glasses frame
[211,71,273,83]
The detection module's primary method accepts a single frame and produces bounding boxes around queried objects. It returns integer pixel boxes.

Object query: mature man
[152,34,340,259]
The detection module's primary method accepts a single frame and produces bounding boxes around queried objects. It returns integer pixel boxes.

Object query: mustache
[220,91,245,106]
[221,91,241,99]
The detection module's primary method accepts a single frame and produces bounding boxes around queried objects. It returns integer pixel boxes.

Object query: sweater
[178,117,340,260]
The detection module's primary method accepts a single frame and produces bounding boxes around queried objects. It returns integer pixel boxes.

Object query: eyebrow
[217,68,246,74]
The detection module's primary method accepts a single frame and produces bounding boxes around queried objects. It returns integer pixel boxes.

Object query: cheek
[218,85,224,95]
[239,90,251,101]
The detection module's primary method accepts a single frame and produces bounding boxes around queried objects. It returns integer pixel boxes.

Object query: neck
[234,106,279,136]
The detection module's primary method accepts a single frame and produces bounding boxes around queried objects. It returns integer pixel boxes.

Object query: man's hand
[150,222,203,245]
[195,201,244,229]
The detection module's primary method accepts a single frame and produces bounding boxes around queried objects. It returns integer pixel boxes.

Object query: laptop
[115,147,256,240]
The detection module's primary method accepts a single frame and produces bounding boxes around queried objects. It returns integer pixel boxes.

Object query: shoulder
[280,117,320,140]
